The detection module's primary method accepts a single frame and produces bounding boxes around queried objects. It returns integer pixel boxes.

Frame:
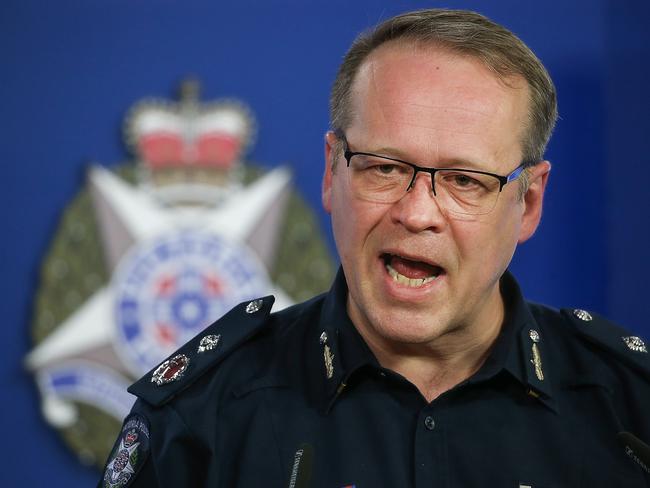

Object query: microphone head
[617,431,650,474]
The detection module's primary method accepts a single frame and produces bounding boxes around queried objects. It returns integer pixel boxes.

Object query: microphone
[618,431,650,474]
[287,443,313,488]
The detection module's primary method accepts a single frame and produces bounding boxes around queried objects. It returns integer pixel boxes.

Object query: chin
[365,305,451,345]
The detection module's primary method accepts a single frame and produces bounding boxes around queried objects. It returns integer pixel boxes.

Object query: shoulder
[527,303,650,448]
[559,307,648,366]
[528,302,650,378]
[127,293,325,408]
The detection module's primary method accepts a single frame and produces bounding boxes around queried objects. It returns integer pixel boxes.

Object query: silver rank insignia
[245,299,263,314]
[197,334,221,353]
[320,331,334,379]
[151,354,190,386]
[529,329,544,381]
[573,309,593,322]
[622,336,648,353]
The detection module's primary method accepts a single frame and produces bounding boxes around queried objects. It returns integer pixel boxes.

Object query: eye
[349,154,411,179]
[377,164,397,174]
[452,174,479,187]
[439,171,491,193]
[364,160,410,177]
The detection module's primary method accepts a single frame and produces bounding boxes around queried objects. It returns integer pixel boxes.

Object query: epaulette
[561,308,649,376]
[128,296,275,407]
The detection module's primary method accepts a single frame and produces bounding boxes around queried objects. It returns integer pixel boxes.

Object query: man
[100,9,650,487]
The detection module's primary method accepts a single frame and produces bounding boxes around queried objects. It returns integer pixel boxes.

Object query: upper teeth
[386,263,437,287]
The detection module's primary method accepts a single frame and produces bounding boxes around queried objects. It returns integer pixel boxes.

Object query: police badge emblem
[103,414,150,487]
[26,80,334,468]
[113,230,272,375]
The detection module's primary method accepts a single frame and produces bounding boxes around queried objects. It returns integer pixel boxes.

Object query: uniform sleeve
[99,399,209,487]
[99,296,276,487]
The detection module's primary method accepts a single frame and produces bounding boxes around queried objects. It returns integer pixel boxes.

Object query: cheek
[492,221,523,271]
[330,184,359,258]
[451,210,521,271]
[330,188,386,260]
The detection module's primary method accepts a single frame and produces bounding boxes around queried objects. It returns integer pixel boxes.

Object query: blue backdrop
[1,0,649,485]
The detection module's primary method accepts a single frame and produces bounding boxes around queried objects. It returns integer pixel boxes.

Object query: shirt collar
[314,267,556,413]
[473,271,557,412]
[317,267,379,413]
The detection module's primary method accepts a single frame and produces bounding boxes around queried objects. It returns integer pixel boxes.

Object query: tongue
[389,255,440,279]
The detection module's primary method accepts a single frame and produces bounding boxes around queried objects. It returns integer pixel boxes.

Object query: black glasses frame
[335,131,525,195]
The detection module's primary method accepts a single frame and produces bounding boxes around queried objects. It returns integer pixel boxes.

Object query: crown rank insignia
[125,78,257,205]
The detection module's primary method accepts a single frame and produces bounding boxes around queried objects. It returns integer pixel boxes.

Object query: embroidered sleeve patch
[103,413,151,488]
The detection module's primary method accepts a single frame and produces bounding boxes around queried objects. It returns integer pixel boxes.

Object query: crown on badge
[124,78,257,205]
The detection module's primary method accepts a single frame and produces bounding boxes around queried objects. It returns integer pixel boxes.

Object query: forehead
[348,42,529,165]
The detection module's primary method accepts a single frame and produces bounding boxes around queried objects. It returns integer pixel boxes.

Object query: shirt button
[424,416,435,430]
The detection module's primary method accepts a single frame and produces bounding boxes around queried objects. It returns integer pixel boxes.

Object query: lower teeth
[386,263,437,287]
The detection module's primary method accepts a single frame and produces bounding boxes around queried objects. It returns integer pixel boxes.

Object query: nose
[391,172,447,233]
[407,168,437,196]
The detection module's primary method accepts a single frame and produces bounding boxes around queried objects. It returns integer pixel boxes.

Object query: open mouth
[382,253,444,288]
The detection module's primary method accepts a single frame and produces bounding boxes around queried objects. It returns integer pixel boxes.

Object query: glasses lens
[345,153,504,215]
[434,170,501,215]
[348,154,413,203]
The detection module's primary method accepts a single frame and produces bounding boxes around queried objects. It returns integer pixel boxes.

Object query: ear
[322,131,338,214]
[518,161,551,243]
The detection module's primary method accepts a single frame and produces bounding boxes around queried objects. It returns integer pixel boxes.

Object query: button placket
[414,407,445,487]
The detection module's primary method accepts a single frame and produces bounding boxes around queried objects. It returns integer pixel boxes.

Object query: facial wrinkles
[354,54,526,256]
[330,43,535,367]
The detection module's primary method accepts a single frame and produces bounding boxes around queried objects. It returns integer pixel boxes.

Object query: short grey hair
[329,8,558,169]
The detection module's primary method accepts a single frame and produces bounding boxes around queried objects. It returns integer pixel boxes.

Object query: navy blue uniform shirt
[100,269,650,487]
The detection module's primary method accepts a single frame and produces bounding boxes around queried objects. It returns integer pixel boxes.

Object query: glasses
[336,132,525,216]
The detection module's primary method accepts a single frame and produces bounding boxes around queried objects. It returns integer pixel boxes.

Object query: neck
[355,291,505,403]
[375,329,500,402]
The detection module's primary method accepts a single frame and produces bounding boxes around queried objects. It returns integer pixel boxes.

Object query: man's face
[322,42,549,350]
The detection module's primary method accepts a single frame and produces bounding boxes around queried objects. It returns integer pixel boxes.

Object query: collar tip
[527,386,558,413]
